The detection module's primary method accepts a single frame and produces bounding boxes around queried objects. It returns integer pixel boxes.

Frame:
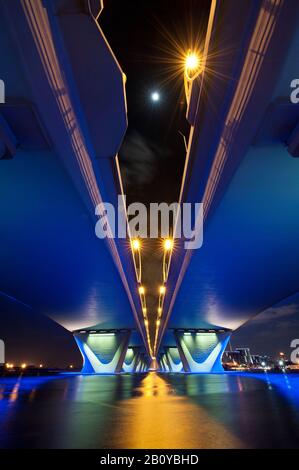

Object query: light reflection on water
[0,372,299,448]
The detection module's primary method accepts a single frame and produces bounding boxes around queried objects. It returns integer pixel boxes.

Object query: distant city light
[151,91,160,102]
[39,364,43,368]
[69,365,73,369]
[21,363,27,369]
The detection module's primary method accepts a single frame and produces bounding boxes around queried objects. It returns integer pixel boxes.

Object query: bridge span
[157,0,299,372]
[1,0,299,375]
[0,0,149,373]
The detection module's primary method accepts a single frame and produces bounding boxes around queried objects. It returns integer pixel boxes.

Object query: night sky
[2,0,298,367]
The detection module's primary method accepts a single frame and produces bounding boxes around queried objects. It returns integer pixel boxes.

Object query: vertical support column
[163,350,173,372]
[133,351,141,372]
[174,330,231,373]
[158,356,165,371]
[135,352,146,372]
[0,339,4,365]
[160,354,170,372]
[74,330,131,374]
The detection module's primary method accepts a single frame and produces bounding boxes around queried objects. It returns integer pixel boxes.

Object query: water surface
[0,372,298,448]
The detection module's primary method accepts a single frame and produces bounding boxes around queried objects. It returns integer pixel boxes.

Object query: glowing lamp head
[132,238,140,251]
[21,363,27,369]
[139,286,145,295]
[158,307,162,315]
[142,307,147,315]
[185,52,202,79]
[159,285,166,295]
[164,238,173,251]
[186,53,199,68]
[156,320,160,326]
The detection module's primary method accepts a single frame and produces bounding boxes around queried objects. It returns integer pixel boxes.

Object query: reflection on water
[0,372,299,448]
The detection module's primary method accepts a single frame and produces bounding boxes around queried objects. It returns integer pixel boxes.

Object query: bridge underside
[158,0,299,372]
[0,0,151,372]
[1,0,299,375]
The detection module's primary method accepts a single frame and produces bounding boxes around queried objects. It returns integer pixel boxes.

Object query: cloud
[250,303,299,324]
[119,131,166,187]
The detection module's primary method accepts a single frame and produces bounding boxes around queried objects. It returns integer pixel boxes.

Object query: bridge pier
[74,329,131,374]
[159,353,171,372]
[174,329,231,373]
[164,346,183,373]
[135,353,149,372]
[122,347,141,373]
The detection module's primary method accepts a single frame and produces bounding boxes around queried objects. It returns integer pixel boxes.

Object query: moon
[151,91,160,102]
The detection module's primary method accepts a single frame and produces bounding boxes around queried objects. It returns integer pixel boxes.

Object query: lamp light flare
[159,285,166,295]
[185,52,200,71]
[131,238,140,251]
[139,286,145,295]
[164,238,173,251]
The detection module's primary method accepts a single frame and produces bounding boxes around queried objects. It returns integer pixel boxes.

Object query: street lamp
[159,285,166,295]
[184,50,203,104]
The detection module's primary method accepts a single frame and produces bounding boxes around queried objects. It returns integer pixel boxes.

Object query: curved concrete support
[122,347,140,373]
[165,347,183,373]
[160,354,170,372]
[174,330,231,373]
[135,353,148,373]
[163,351,172,372]
[158,358,164,372]
[74,330,130,374]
